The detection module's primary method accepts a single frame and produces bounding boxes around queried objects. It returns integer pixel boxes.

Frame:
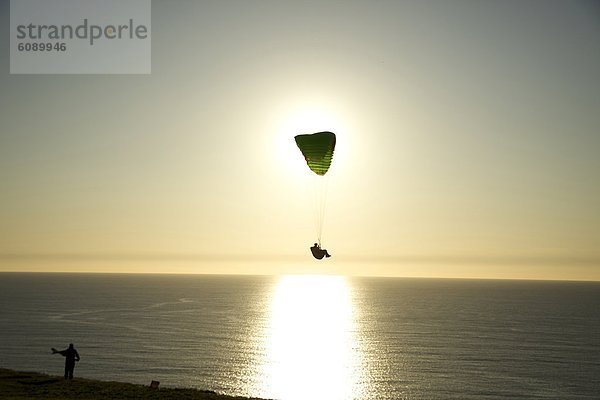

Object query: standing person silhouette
[51,343,80,379]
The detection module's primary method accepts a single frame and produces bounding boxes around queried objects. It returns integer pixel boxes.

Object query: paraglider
[311,243,331,259]
[294,131,336,260]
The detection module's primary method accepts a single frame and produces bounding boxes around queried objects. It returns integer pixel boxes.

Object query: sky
[1,0,599,280]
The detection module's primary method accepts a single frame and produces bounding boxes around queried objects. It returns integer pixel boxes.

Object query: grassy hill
[0,368,267,400]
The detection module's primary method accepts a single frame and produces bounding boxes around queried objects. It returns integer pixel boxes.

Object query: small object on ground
[149,380,160,390]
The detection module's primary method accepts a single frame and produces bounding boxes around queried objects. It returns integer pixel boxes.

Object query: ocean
[0,273,598,399]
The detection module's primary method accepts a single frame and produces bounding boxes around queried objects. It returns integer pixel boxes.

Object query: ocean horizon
[0,272,598,399]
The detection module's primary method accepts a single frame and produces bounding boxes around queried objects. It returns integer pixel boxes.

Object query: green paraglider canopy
[294,131,336,176]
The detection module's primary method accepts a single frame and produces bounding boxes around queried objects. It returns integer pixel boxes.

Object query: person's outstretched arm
[51,348,67,356]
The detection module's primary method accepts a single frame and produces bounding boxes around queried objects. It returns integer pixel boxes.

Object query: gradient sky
[1,0,599,280]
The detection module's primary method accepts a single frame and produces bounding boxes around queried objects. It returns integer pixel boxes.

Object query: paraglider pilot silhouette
[51,343,80,379]
[295,131,336,260]
[311,243,331,259]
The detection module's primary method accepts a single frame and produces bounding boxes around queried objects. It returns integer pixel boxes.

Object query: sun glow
[257,275,364,400]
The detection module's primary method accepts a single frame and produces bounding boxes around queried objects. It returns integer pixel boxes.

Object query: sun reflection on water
[256,275,364,400]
